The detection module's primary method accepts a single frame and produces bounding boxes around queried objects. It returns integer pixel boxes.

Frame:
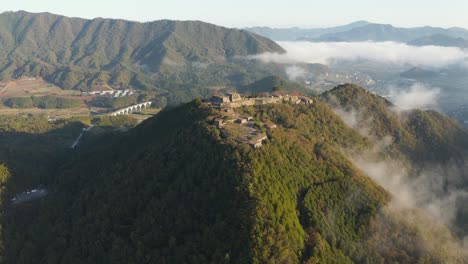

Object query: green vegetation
[8,13,464,263]
[2,102,253,263]
[2,97,34,108]
[91,96,138,108]
[321,84,468,243]
[0,11,284,96]
[2,90,467,263]
[95,115,138,128]
[0,115,88,193]
[32,96,81,109]
[2,96,81,109]
[0,163,10,202]
[239,76,315,96]
[236,102,388,263]
[0,164,9,185]
[0,112,140,197]
[320,84,468,164]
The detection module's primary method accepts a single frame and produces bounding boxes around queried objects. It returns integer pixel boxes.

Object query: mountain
[408,34,468,49]
[315,24,408,42]
[310,24,468,44]
[248,21,468,48]
[401,67,438,79]
[3,84,468,263]
[245,21,371,41]
[321,84,468,184]
[316,24,454,42]
[238,75,314,95]
[0,11,284,94]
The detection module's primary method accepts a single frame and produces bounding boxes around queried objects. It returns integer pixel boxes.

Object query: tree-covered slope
[3,96,467,263]
[0,11,284,91]
[320,84,468,164]
[0,115,89,194]
[321,84,468,245]
[238,75,314,95]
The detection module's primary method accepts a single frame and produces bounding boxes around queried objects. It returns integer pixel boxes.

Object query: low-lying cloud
[328,92,468,253]
[250,41,468,68]
[354,158,468,227]
[387,83,440,111]
[285,65,307,81]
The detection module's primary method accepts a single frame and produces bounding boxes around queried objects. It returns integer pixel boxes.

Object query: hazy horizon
[2,0,468,30]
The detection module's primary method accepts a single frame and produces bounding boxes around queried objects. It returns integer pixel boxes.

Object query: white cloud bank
[387,83,440,111]
[284,65,307,81]
[354,158,468,227]
[250,41,468,67]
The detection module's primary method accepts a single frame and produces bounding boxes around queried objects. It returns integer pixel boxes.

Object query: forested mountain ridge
[321,84,468,164]
[238,75,313,95]
[321,84,468,242]
[3,84,468,263]
[0,11,284,91]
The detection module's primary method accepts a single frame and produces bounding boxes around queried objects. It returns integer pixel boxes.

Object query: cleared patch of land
[0,77,110,115]
[0,77,95,108]
[0,77,80,98]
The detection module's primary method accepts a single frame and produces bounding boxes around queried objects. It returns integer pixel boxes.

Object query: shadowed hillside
[238,75,314,95]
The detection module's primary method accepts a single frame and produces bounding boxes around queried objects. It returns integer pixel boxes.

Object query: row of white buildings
[83,89,134,97]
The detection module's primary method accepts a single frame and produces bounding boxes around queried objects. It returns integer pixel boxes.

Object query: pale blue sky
[3,0,468,29]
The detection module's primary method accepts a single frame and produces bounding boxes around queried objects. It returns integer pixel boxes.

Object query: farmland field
[0,77,82,98]
[0,77,95,114]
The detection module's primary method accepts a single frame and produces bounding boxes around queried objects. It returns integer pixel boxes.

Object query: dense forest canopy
[1,96,81,109]
[0,5,467,264]
[1,84,467,263]
[0,11,285,95]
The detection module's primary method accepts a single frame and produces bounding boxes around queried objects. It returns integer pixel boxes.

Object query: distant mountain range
[245,20,371,41]
[0,11,284,94]
[247,22,468,48]
[408,34,468,49]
